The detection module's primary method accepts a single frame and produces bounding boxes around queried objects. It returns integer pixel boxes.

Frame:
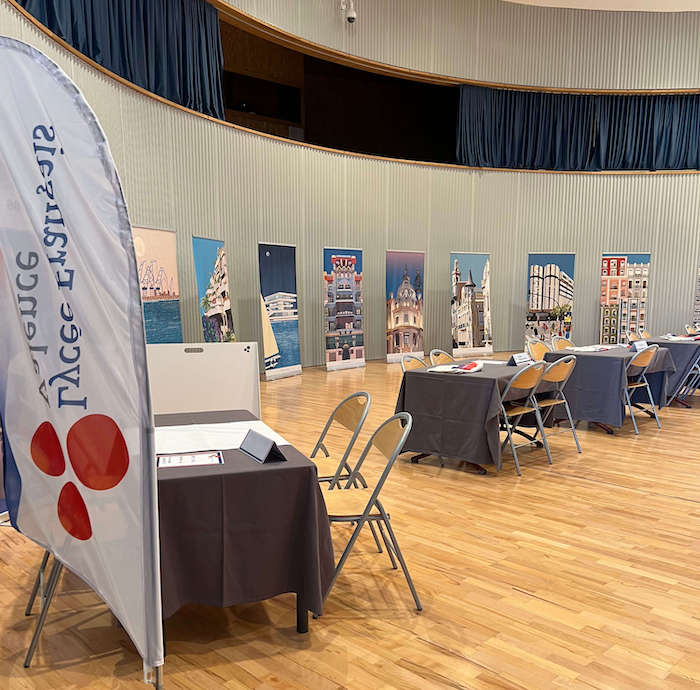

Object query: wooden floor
[2,359,700,689]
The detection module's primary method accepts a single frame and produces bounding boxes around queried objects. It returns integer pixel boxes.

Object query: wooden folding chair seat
[536,355,581,454]
[429,349,455,366]
[527,340,551,361]
[551,336,572,351]
[400,353,427,372]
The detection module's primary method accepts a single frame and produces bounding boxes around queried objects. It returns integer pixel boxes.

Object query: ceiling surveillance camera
[341,0,356,24]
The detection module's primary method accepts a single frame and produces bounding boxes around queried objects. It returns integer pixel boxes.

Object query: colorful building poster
[450,252,493,357]
[526,253,575,345]
[386,250,425,362]
[132,227,183,343]
[258,244,302,380]
[693,266,700,327]
[323,248,365,371]
[192,237,235,342]
[599,253,651,344]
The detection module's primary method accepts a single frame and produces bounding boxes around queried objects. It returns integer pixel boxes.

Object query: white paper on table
[475,359,506,365]
[155,421,290,455]
[427,364,459,372]
[157,452,223,468]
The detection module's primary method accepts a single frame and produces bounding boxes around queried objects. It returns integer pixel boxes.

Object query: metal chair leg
[25,550,51,616]
[625,389,639,435]
[381,515,422,611]
[645,381,661,429]
[368,522,383,554]
[502,413,522,476]
[564,400,582,453]
[324,520,366,602]
[532,400,553,465]
[24,560,63,668]
[377,521,398,570]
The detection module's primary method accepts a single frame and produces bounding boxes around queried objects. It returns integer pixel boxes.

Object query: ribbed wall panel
[220,0,700,90]
[2,1,700,367]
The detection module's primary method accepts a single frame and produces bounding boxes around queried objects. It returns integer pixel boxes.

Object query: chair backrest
[310,392,370,469]
[344,413,413,507]
[641,330,651,339]
[542,355,577,389]
[401,353,427,373]
[551,336,572,351]
[627,331,640,342]
[686,324,696,335]
[627,344,658,374]
[527,340,550,361]
[429,349,454,366]
[501,361,546,402]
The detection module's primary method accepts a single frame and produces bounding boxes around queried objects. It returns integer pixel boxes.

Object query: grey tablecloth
[395,362,530,470]
[544,347,676,427]
[156,410,334,619]
[647,338,700,398]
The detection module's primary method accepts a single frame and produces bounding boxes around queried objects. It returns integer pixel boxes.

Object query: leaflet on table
[157,452,223,468]
[155,421,290,455]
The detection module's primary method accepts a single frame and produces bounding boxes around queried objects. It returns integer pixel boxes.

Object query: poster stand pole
[24,558,63,668]
[25,549,51,615]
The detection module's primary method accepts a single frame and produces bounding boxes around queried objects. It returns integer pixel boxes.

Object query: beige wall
[2,1,700,367]
[219,0,700,90]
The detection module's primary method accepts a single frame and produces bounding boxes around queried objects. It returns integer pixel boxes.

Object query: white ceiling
[504,0,700,10]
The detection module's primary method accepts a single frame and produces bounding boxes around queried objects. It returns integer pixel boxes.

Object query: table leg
[410,453,428,464]
[672,396,691,408]
[591,422,615,435]
[296,595,308,634]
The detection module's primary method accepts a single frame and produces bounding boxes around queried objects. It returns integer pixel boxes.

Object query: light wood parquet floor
[1,358,699,689]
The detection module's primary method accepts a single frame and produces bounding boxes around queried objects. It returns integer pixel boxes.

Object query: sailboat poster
[258,243,302,380]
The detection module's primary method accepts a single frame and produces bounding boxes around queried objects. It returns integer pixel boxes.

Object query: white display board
[147,343,261,417]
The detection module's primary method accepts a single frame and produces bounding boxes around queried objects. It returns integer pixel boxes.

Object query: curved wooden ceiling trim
[5,0,700,177]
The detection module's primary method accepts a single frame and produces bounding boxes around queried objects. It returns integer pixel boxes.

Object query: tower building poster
[526,253,575,345]
[386,250,425,363]
[323,248,365,371]
[450,252,493,357]
[599,253,651,344]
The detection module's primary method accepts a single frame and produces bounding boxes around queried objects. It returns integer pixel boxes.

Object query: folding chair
[322,412,421,611]
[551,336,573,351]
[627,331,640,342]
[625,345,661,434]
[526,340,551,361]
[400,353,427,372]
[310,392,370,489]
[499,361,551,475]
[429,349,455,366]
[641,330,651,339]
[686,324,697,335]
[535,355,582,455]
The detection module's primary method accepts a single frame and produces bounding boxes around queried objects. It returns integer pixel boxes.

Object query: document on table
[155,420,290,455]
[157,451,223,468]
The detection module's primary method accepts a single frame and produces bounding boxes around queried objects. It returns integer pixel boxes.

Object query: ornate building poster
[526,253,575,345]
[131,227,183,343]
[386,250,425,362]
[599,253,651,344]
[192,237,236,342]
[450,252,493,357]
[258,243,302,380]
[323,248,365,371]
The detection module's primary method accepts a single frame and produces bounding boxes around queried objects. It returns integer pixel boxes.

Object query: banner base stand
[24,556,63,669]
[265,364,302,381]
[387,352,425,364]
[453,345,494,358]
[326,359,365,372]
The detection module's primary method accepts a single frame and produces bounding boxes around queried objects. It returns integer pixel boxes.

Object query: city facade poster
[526,253,575,345]
[693,265,700,327]
[386,250,425,362]
[599,253,651,344]
[132,227,183,344]
[450,252,493,357]
[323,248,365,371]
[192,237,236,342]
[258,243,302,380]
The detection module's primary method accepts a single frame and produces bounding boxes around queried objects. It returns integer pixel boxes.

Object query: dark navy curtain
[457,85,700,171]
[18,0,225,119]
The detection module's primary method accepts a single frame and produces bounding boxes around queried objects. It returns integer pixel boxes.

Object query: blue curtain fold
[18,0,224,120]
[458,85,700,171]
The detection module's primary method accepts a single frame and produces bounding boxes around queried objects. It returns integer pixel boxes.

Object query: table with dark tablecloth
[395,362,530,470]
[544,347,676,427]
[156,410,334,621]
[646,338,700,399]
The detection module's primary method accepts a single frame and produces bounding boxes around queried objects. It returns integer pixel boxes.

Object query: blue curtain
[457,85,700,171]
[18,0,225,120]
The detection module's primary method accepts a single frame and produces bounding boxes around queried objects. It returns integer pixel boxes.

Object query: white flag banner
[0,37,163,675]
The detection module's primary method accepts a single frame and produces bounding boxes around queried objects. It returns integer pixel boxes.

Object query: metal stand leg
[410,453,428,464]
[153,665,163,690]
[295,594,308,633]
[24,560,63,668]
[25,550,51,616]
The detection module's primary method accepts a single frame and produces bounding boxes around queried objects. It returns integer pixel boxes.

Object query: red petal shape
[66,414,129,491]
[30,422,66,477]
[57,482,92,540]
